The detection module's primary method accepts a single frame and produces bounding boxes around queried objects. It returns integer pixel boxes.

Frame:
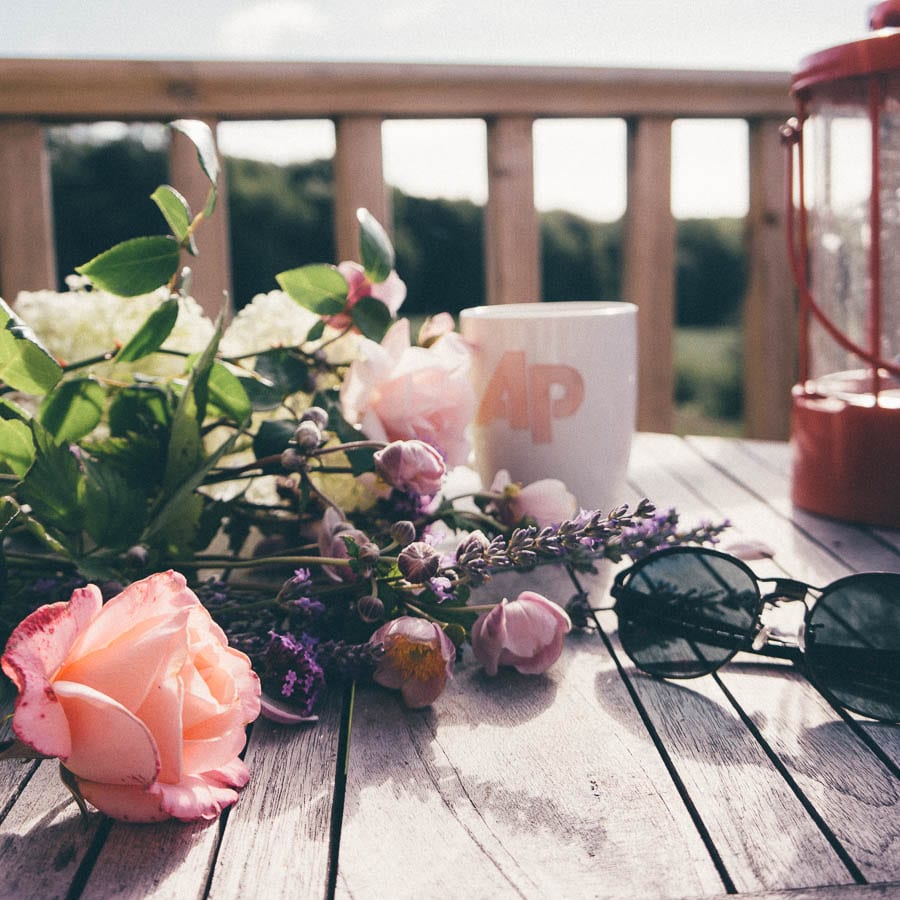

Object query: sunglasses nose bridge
[759,578,809,605]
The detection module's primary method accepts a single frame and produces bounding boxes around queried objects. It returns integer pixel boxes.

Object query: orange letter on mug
[528,364,585,443]
[476,351,530,430]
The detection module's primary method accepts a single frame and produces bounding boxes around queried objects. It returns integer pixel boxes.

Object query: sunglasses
[606,546,900,723]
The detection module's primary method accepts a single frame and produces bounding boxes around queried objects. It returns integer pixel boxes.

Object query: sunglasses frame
[608,545,900,724]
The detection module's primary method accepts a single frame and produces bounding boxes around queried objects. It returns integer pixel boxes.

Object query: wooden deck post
[168,118,233,320]
[624,116,675,433]
[334,117,390,263]
[744,116,795,439]
[0,121,57,302]
[485,116,540,305]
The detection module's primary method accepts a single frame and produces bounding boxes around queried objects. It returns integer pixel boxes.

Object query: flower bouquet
[0,120,725,823]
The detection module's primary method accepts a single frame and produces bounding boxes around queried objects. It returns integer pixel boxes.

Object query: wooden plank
[743,117,796,440]
[0,120,57,301]
[0,760,105,900]
[168,118,233,321]
[333,116,390,263]
[0,59,793,121]
[78,819,218,900]
[624,119,675,433]
[337,635,725,898]
[684,436,900,574]
[207,695,343,899]
[715,662,900,884]
[485,116,540,305]
[597,614,857,893]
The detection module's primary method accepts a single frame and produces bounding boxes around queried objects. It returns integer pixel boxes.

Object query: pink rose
[471,590,572,676]
[327,261,407,330]
[417,312,456,346]
[369,616,455,707]
[340,318,475,466]
[490,469,577,527]
[374,439,447,496]
[0,571,261,823]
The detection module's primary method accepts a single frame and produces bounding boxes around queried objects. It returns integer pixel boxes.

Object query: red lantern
[784,1,900,528]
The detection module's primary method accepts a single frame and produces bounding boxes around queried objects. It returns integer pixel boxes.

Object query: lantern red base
[791,385,900,528]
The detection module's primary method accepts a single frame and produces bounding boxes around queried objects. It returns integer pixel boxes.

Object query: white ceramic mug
[460,301,637,512]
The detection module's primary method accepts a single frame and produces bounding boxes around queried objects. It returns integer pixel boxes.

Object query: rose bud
[300,406,329,429]
[369,616,455,708]
[471,590,572,676]
[357,594,385,623]
[389,519,417,547]
[292,420,322,450]
[374,439,446,497]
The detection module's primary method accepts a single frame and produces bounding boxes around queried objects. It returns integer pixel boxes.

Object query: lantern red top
[792,0,900,95]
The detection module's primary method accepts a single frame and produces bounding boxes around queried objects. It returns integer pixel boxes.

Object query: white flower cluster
[13,278,215,377]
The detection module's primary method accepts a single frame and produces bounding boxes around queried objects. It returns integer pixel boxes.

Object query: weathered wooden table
[2,433,899,899]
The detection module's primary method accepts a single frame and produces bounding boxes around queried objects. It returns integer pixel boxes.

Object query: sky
[0,0,882,220]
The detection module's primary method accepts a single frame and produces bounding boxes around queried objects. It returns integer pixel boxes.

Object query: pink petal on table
[77,780,170,823]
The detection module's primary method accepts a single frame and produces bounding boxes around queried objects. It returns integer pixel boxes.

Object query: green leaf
[306,319,326,343]
[276,264,348,316]
[76,236,181,297]
[351,294,393,342]
[0,419,33,477]
[150,185,198,254]
[0,299,63,394]
[240,349,311,410]
[170,120,220,187]
[117,298,180,363]
[161,315,222,495]
[357,208,394,283]
[19,422,85,542]
[0,496,23,535]
[207,360,251,424]
[38,378,105,443]
[252,419,297,461]
[82,458,147,548]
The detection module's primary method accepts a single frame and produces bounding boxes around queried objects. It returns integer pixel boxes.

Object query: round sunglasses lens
[805,573,900,723]
[617,549,760,678]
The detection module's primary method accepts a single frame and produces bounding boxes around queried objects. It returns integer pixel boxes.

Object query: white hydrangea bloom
[220,291,320,357]
[12,283,215,377]
[220,290,362,364]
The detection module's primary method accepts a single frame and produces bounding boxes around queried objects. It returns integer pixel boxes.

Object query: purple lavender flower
[260,631,326,718]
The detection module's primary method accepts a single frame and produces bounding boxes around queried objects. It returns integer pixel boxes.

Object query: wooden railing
[0,59,797,437]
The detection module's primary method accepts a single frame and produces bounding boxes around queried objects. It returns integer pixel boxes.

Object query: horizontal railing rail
[0,59,797,437]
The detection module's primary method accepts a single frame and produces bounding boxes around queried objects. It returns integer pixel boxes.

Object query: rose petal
[77,781,169,823]
[154,769,245,822]
[1,586,103,759]
[53,681,159,785]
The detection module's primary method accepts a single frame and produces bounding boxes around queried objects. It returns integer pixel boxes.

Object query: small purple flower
[260,631,326,718]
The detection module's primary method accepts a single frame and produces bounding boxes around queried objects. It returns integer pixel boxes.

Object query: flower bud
[472,591,572,676]
[398,541,441,583]
[125,544,149,568]
[389,520,417,547]
[301,406,329,429]
[281,448,304,472]
[374,440,446,497]
[358,541,382,565]
[292,420,322,449]
[357,594,385,623]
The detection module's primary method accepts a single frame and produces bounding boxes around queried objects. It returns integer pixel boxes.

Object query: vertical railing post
[485,116,540,305]
[624,116,676,433]
[334,117,390,262]
[0,121,57,302]
[744,116,795,439]
[169,118,233,320]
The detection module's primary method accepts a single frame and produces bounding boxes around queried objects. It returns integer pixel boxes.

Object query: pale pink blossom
[0,571,260,823]
[327,261,407,330]
[472,590,572,676]
[369,616,455,707]
[374,439,447,496]
[340,318,475,466]
[490,469,577,528]
[417,312,456,346]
